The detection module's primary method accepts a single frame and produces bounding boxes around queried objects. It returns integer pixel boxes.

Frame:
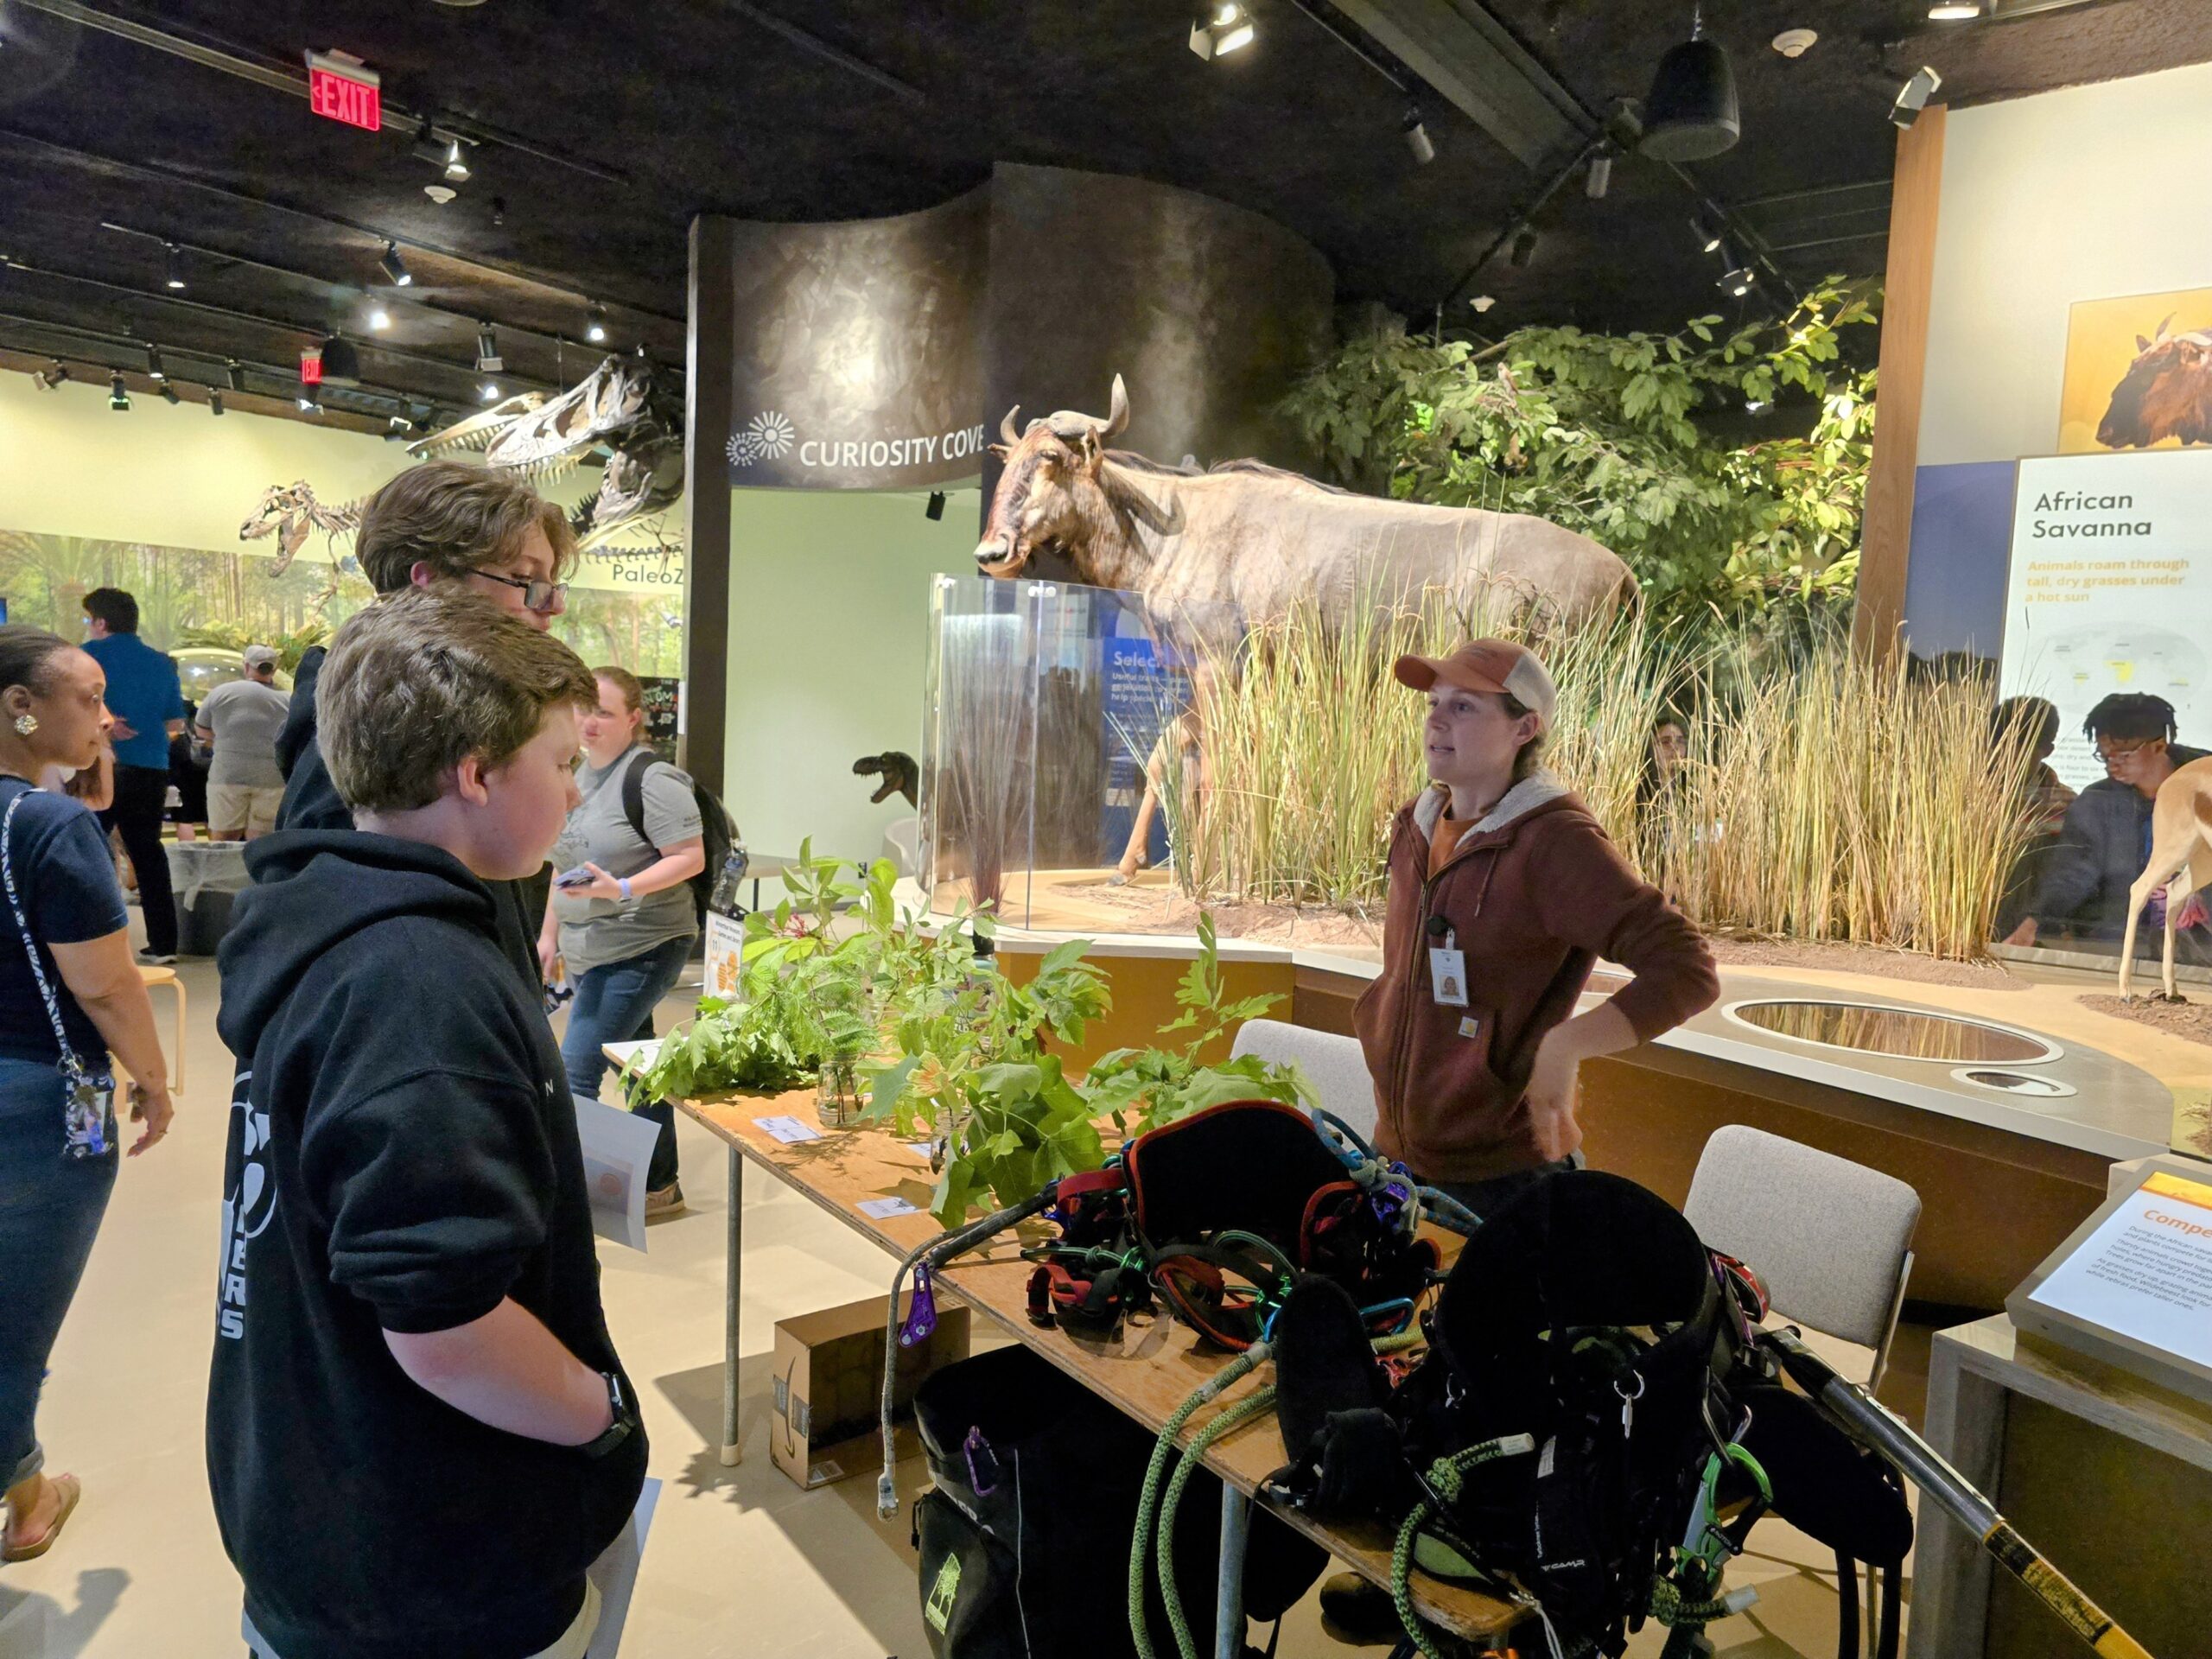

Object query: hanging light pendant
[1640,9,1740,162]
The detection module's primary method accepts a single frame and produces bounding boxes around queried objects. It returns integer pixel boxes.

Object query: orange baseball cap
[1394,639,1557,732]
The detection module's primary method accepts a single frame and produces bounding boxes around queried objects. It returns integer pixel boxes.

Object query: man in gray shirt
[195,645,291,841]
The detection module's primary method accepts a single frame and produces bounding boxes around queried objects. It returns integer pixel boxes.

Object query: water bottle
[709,838,750,918]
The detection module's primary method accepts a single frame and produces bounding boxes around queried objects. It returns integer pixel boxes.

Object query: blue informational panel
[1100,627,1174,865]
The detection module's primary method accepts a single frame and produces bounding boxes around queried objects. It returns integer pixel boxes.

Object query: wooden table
[618,1058,1522,1656]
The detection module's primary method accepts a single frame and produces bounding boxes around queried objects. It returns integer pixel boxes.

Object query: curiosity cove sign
[2000,449,2212,790]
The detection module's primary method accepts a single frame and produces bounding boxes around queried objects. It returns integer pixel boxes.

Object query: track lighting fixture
[110,372,130,411]
[298,385,322,415]
[1690,210,1726,254]
[1402,109,1436,167]
[1927,2,1984,19]
[1586,150,1613,200]
[226,359,246,392]
[1891,66,1942,129]
[163,243,187,291]
[585,303,608,345]
[367,302,391,331]
[925,492,947,522]
[378,240,413,287]
[475,325,503,373]
[210,390,226,416]
[1188,3,1255,60]
[1640,7,1740,162]
[34,362,68,391]
[160,381,181,406]
[480,381,500,403]
[411,129,471,182]
[1510,228,1538,268]
[146,345,166,383]
[1716,241,1758,296]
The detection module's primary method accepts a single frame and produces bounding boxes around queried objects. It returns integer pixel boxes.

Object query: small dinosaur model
[853,751,919,808]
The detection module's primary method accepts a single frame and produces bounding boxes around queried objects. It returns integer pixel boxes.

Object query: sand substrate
[2077,992,2212,1050]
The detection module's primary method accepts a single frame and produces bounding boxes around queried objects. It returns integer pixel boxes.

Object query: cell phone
[555,866,594,889]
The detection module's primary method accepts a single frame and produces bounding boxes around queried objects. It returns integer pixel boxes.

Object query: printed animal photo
[2060,286,2212,453]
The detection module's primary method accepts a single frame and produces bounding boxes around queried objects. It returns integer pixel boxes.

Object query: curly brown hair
[355,461,579,594]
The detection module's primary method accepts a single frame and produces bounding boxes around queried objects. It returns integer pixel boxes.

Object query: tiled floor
[0,949,1907,1658]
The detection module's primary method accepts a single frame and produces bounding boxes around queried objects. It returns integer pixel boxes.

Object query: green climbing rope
[1128,1344,1268,1659]
[1157,1385,1281,1659]
[1387,1436,1537,1659]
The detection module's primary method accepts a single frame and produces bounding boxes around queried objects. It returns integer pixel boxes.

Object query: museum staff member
[1352,639,1719,1219]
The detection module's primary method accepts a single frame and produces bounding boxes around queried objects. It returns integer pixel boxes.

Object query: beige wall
[1919,59,2212,467]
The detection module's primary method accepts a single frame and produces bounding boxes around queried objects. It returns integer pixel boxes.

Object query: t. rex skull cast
[2117,754,2212,1002]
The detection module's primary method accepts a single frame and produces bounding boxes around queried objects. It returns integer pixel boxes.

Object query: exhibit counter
[922,883,2211,1312]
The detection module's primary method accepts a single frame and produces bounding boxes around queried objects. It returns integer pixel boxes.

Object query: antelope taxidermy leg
[2116,756,2212,1002]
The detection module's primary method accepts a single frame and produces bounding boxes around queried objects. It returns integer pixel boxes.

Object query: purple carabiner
[1370,1178,1411,1231]
[963,1425,1001,1497]
[899,1262,939,1348]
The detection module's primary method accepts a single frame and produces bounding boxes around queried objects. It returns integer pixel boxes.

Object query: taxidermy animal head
[976,374,1145,578]
[853,751,918,807]
[2098,316,2212,449]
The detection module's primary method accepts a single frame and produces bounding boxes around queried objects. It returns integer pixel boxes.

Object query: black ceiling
[2,0,2207,430]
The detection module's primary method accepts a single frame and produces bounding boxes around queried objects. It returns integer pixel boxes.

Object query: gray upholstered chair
[1227,1017,1377,1146]
[1683,1122,1922,1392]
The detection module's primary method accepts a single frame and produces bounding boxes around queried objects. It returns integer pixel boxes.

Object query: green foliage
[178,620,330,675]
[1084,914,1310,1138]
[1278,279,1878,626]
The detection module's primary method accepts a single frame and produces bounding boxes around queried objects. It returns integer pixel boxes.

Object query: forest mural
[0,530,684,677]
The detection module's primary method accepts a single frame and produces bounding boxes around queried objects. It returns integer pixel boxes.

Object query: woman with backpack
[538,665,704,1216]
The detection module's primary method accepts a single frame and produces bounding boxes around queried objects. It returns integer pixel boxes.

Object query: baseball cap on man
[1394,639,1557,733]
[241,645,280,672]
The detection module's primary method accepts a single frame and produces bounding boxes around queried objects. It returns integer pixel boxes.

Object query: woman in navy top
[0,625,173,1565]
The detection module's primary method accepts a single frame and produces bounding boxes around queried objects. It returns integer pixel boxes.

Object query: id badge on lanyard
[1428,928,1470,1007]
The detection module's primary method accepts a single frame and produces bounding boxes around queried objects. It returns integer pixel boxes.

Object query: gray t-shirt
[551,746,703,978]
[196,678,291,789]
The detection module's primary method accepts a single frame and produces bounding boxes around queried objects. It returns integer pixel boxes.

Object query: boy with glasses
[276,461,573,988]
[2005,693,2209,956]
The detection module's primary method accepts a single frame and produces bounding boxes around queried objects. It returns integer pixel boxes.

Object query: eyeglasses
[2094,737,2159,763]
[473,569,569,613]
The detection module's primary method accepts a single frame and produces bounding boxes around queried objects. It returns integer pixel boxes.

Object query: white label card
[753,1115,822,1145]
[859,1196,922,1219]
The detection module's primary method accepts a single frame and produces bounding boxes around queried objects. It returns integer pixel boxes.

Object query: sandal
[3,1473,82,1563]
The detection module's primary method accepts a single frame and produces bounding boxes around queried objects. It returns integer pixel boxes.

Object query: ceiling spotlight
[1402,109,1436,167]
[491,196,507,227]
[586,302,608,344]
[1892,65,1942,128]
[34,361,68,391]
[1771,28,1817,58]
[110,372,130,411]
[412,129,471,182]
[163,243,187,291]
[475,324,503,373]
[210,390,226,417]
[367,302,391,331]
[1188,3,1255,60]
[479,381,501,403]
[145,345,166,383]
[925,492,947,522]
[1586,150,1613,200]
[1510,228,1538,268]
[226,359,246,392]
[1717,242,1758,296]
[1927,2,1983,19]
[1690,209,1726,253]
[160,382,181,406]
[378,240,413,287]
[1745,397,1771,415]
[298,385,322,415]
[1640,9,1741,162]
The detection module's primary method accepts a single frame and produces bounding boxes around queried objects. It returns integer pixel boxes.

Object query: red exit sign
[305,50,381,132]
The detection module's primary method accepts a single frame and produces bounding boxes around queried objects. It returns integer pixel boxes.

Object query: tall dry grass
[1166,586,2039,960]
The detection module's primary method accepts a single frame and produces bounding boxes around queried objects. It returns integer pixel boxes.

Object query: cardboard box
[770,1294,969,1491]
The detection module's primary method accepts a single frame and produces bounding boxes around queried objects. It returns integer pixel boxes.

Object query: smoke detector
[1470,295,1497,314]
[1771,28,1818,58]
[423,184,458,204]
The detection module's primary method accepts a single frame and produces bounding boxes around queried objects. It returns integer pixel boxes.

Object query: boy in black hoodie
[275,460,575,992]
[212,590,646,1659]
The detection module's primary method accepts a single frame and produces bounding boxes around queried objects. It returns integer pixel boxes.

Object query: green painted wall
[721,486,980,867]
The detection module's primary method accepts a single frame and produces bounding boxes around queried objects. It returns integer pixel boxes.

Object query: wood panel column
[681,215,735,794]
[1854,105,1947,662]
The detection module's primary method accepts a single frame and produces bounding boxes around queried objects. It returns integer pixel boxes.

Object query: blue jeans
[0,1058,119,1491]
[560,935,692,1192]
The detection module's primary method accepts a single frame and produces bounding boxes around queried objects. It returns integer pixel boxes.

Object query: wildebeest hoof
[2160,991,2190,1005]
[1107,872,1129,887]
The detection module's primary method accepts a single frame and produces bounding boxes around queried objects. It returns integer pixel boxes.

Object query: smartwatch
[617,876,633,903]
[579,1370,637,1459]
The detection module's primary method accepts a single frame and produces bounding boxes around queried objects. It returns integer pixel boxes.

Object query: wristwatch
[579,1370,637,1459]
[617,876,633,903]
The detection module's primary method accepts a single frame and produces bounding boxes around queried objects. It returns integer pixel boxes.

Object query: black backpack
[619,749,735,927]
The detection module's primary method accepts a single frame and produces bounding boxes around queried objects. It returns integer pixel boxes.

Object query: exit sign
[305,50,381,132]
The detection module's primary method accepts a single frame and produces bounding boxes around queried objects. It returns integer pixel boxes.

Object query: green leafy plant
[1279,278,1878,628]
[1084,915,1310,1137]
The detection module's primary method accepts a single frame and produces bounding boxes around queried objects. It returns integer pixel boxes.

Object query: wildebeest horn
[1001,405,1022,446]
[1102,374,1128,440]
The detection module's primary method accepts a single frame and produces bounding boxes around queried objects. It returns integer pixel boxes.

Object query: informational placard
[1999,450,2212,791]
[2011,1166,2212,1404]
[702,908,745,1000]
[635,675,680,761]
